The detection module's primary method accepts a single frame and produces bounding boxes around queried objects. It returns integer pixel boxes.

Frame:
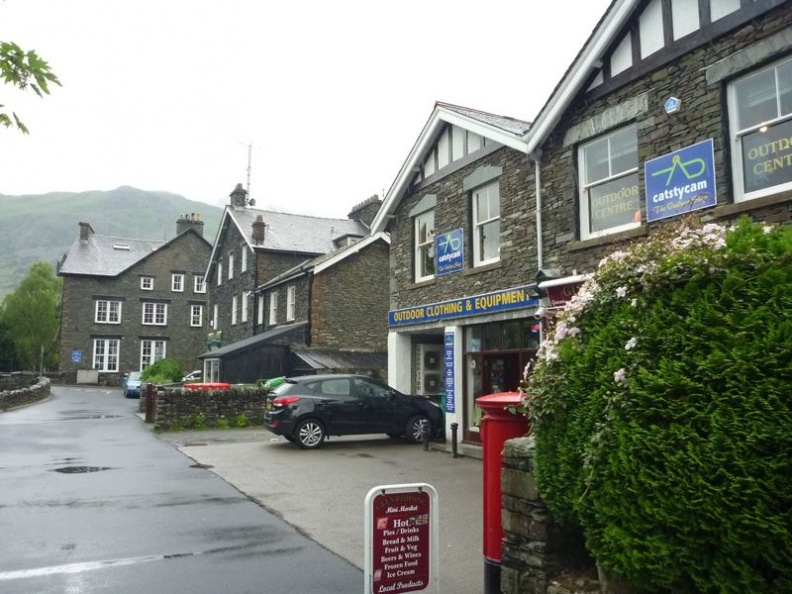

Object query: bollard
[422,421,430,451]
[451,422,459,458]
[144,383,155,423]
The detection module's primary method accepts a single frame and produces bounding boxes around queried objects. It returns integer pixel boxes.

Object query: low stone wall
[0,373,51,411]
[501,436,598,594]
[151,385,271,431]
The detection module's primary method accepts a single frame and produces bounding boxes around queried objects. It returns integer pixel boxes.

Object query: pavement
[157,427,485,594]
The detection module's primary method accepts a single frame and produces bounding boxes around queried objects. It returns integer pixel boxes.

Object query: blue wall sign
[444,332,455,413]
[645,139,717,222]
[389,286,539,327]
[71,350,82,364]
[436,228,464,276]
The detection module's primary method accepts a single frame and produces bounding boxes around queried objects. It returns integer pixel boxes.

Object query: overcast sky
[1,0,612,218]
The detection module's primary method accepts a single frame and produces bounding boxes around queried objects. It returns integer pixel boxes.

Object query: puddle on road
[190,463,215,470]
[51,466,113,474]
[59,415,122,421]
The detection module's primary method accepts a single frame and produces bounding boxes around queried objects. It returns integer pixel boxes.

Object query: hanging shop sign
[365,483,439,594]
[388,286,539,327]
[645,139,717,222]
[435,228,464,276]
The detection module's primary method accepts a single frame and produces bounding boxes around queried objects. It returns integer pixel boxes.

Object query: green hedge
[524,218,792,593]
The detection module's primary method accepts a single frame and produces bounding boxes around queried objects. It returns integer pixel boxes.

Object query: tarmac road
[160,426,485,594]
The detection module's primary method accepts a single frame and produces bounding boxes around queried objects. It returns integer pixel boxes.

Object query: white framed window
[414,210,435,282]
[140,339,166,370]
[190,304,203,327]
[729,55,792,203]
[231,295,238,325]
[140,276,154,290]
[242,291,249,323]
[217,263,223,286]
[171,273,184,292]
[228,253,234,280]
[212,304,218,330]
[194,275,205,293]
[93,338,119,372]
[241,247,248,273]
[269,292,278,325]
[95,300,122,324]
[286,285,296,321]
[142,302,167,325]
[257,295,265,325]
[472,182,501,266]
[578,125,640,239]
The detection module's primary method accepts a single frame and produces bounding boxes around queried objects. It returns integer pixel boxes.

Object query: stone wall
[0,374,51,411]
[151,385,270,431]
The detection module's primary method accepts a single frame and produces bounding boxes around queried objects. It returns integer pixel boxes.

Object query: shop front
[387,286,541,450]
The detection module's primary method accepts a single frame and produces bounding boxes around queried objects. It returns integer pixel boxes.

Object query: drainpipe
[532,151,543,271]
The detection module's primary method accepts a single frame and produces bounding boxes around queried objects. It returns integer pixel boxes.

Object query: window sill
[566,226,648,252]
[463,261,502,276]
[710,190,792,220]
[408,278,436,290]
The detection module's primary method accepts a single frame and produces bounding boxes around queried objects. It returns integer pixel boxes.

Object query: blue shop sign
[71,350,82,364]
[436,228,464,276]
[389,286,539,327]
[645,139,717,222]
[444,332,455,413]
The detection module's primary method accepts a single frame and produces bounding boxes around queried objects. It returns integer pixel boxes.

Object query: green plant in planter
[522,218,792,593]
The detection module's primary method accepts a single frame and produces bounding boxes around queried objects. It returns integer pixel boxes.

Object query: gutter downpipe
[532,150,543,271]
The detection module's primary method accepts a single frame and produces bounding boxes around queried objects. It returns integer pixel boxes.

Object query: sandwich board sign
[364,483,439,594]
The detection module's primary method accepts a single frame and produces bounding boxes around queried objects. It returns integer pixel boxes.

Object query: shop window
[467,326,482,352]
[728,55,792,203]
[482,324,502,351]
[472,182,500,266]
[524,322,542,350]
[503,321,520,350]
[414,210,435,282]
[578,124,640,239]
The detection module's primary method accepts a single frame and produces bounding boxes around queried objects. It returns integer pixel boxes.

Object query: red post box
[476,391,530,594]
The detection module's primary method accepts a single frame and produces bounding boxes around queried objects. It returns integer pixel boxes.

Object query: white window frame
[228,253,234,280]
[241,247,248,273]
[140,276,154,291]
[95,300,122,324]
[257,295,265,325]
[142,302,168,326]
[269,292,278,325]
[578,125,640,240]
[93,338,119,372]
[242,291,249,323]
[140,339,167,370]
[217,263,223,286]
[286,285,296,321]
[194,275,205,293]
[212,304,218,330]
[171,273,184,292]
[414,210,435,282]
[728,55,792,203]
[231,295,238,325]
[190,304,203,327]
[472,181,501,267]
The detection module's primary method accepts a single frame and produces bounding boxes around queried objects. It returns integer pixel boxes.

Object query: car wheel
[405,415,430,444]
[294,419,325,449]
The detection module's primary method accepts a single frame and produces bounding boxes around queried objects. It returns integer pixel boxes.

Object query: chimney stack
[251,215,266,245]
[176,213,205,237]
[230,183,248,208]
[347,194,383,228]
[79,222,94,242]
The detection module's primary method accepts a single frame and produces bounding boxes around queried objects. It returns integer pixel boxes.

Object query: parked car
[123,371,143,398]
[263,374,444,449]
[181,369,202,382]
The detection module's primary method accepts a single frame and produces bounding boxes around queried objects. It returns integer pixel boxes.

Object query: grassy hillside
[0,186,222,299]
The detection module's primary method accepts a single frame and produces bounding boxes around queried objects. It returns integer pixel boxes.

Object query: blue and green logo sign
[436,228,463,276]
[645,139,717,222]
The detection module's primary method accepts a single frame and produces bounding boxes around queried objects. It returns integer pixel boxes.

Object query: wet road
[0,385,361,594]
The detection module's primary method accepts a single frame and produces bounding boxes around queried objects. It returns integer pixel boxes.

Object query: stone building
[57,215,212,384]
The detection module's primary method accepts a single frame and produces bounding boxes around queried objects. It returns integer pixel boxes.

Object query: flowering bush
[523,218,792,593]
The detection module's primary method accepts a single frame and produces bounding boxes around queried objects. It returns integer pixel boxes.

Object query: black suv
[262,374,444,449]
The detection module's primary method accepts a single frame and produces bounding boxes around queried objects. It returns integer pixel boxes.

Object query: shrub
[188,411,206,430]
[215,415,230,429]
[140,358,184,385]
[523,218,792,593]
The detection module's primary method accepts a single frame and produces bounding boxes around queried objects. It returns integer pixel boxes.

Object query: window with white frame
[472,182,501,266]
[228,253,234,280]
[171,273,184,292]
[213,304,218,329]
[93,338,119,371]
[140,276,154,290]
[140,339,167,369]
[95,300,122,324]
[729,55,792,203]
[231,295,238,325]
[286,285,296,321]
[414,210,435,281]
[241,247,248,272]
[217,263,223,286]
[257,295,265,325]
[578,125,640,239]
[142,302,167,325]
[190,304,203,327]
[194,275,205,293]
[269,292,278,325]
[242,291,249,323]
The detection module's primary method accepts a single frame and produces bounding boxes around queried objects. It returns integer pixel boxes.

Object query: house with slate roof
[57,215,212,384]
[200,184,384,383]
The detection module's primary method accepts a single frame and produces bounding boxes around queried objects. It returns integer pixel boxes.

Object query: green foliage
[215,415,230,429]
[0,262,61,371]
[0,40,61,134]
[524,218,792,593]
[141,357,183,384]
[188,412,206,430]
[233,413,249,428]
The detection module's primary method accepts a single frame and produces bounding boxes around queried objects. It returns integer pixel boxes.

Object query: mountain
[0,186,223,299]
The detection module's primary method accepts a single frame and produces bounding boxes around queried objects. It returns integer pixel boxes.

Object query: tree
[0,40,60,133]
[1,262,61,371]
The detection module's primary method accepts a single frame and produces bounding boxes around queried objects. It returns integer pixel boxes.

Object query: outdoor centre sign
[435,228,463,276]
[645,139,716,222]
[388,286,539,327]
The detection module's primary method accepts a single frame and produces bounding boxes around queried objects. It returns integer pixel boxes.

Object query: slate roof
[58,234,165,276]
[438,102,532,136]
[291,348,388,371]
[198,322,309,358]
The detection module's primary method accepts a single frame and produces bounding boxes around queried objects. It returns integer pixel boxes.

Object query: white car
[182,370,202,383]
